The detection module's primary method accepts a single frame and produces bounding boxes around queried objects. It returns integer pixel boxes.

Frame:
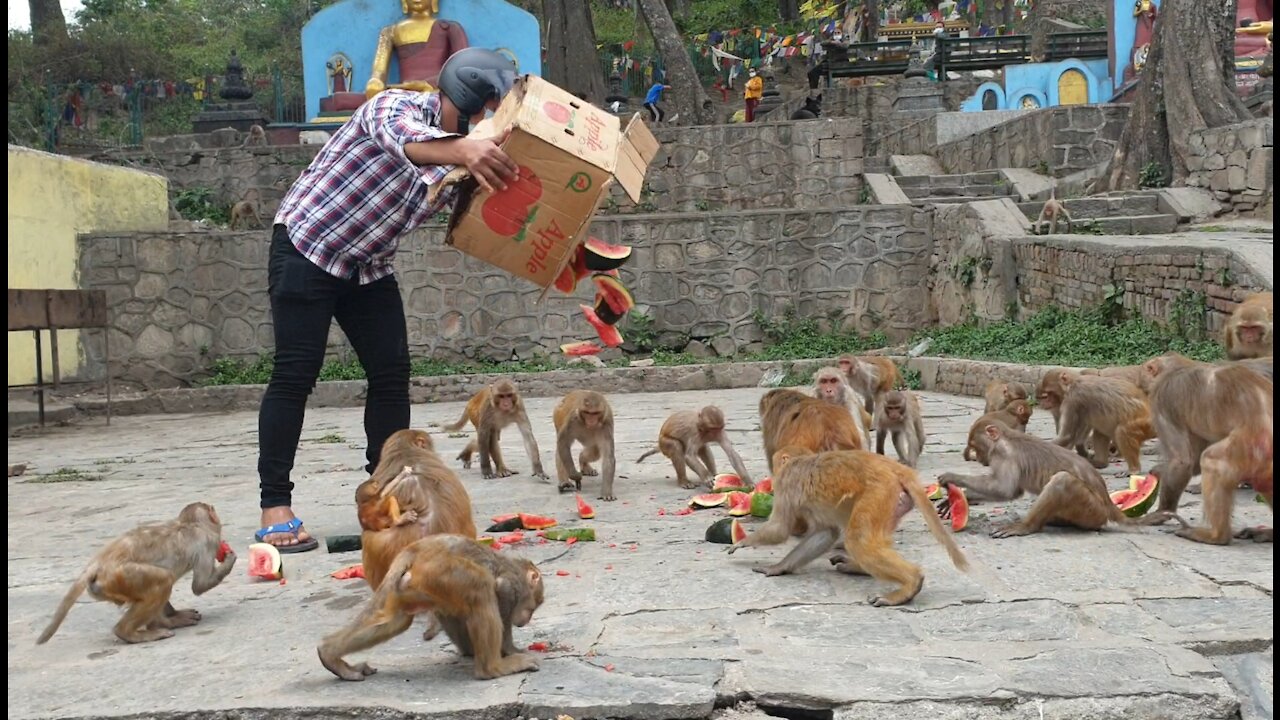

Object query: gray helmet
[438,48,519,117]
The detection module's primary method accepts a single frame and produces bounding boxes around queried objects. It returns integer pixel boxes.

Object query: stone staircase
[894,170,1019,206]
[1015,192,1180,235]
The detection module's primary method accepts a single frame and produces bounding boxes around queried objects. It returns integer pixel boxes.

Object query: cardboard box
[435,75,659,297]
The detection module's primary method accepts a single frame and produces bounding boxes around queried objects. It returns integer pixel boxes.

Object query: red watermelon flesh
[689,493,728,508]
[561,340,603,357]
[247,543,283,580]
[943,484,969,532]
[576,494,596,519]
[712,473,750,492]
[726,491,753,516]
[754,477,774,494]
[580,305,624,347]
[216,541,232,563]
[518,513,558,530]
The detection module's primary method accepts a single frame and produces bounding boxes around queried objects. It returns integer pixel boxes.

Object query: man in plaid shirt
[255,48,520,552]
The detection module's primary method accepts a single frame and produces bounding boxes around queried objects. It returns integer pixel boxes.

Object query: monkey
[242,123,269,147]
[229,199,262,230]
[1231,355,1274,382]
[838,355,901,419]
[938,425,1135,538]
[1052,374,1156,474]
[1134,354,1273,544]
[811,366,874,447]
[444,379,546,479]
[758,388,865,475]
[552,390,617,500]
[963,398,1033,465]
[1034,187,1073,235]
[635,405,753,489]
[1223,292,1274,360]
[1037,368,1107,462]
[727,446,969,606]
[359,429,477,592]
[318,535,544,681]
[873,390,926,468]
[37,502,236,644]
[356,465,426,532]
[982,380,1029,414]
[1096,364,1145,391]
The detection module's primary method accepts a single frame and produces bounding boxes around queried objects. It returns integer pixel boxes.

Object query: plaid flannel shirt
[275,90,459,284]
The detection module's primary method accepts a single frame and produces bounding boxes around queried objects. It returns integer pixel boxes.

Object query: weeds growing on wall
[917,304,1224,367]
[174,187,230,225]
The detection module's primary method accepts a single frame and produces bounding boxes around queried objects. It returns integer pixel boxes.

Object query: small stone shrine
[191,50,270,134]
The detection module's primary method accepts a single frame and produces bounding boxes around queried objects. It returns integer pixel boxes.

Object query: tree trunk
[636,0,713,124]
[778,0,799,22]
[542,0,607,104]
[29,0,70,46]
[863,0,879,40]
[1099,0,1250,190]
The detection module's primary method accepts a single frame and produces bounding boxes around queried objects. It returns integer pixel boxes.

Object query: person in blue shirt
[644,82,670,123]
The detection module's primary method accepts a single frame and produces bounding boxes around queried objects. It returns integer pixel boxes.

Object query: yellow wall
[7,145,169,386]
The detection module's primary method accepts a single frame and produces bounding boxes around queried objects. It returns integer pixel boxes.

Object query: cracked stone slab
[1214,649,1274,720]
[520,656,719,720]
[1138,597,1275,650]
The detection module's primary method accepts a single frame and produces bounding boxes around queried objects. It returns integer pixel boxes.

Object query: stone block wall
[792,78,982,140]
[1185,118,1273,215]
[77,205,931,389]
[1012,238,1264,335]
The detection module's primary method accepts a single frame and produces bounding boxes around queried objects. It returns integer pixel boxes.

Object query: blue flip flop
[254,517,319,554]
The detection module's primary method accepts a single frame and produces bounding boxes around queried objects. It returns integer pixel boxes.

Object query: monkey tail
[902,478,970,572]
[441,409,471,433]
[36,564,96,644]
[635,447,660,464]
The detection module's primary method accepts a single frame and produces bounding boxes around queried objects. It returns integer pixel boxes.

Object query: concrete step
[893,170,1003,188]
[1017,194,1161,220]
[903,183,1015,199]
[1034,213,1181,236]
[910,194,1015,205]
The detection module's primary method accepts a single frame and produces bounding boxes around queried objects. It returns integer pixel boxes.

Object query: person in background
[744,68,763,122]
[644,82,670,123]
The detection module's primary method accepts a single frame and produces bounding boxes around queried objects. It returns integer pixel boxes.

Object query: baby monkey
[636,405,753,489]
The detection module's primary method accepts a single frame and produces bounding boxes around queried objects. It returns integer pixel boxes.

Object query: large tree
[1099,0,1250,190]
[29,0,70,46]
[636,0,714,124]
[542,0,607,103]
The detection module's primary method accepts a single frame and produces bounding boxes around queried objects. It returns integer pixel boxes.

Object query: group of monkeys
[32,292,1273,684]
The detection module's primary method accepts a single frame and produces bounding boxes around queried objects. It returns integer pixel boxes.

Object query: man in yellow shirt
[744,68,763,122]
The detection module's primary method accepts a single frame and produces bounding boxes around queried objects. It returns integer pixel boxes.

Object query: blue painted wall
[960,58,1112,111]
[301,0,542,122]
[1111,0,1161,87]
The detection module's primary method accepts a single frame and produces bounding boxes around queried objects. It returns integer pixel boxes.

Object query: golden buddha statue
[365,0,470,99]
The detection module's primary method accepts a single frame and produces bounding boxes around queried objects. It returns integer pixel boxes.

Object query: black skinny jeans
[258,225,410,509]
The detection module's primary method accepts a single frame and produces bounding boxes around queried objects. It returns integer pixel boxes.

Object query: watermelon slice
[330,564,364,580]
[712,473,750,493]
[477,536,496,546]
[1110,473,1159,518]
[561,341,603,357]
[726,491,754,516]
[576,494,596,519]
[689,493,728,508]
[592,274,635,325]
[705,517,748,544]
[491,513,519,524]
[543,527,596,542]
[518,513,558,530]
[580,305,624,347]
[753,477,774,495]
[939,484,969,532]
[750,492,774,518]
[583,237,632,271]
[247,543,283,580]
[487,516,525,532]
[216,541,232,563]
[923,483,945,501]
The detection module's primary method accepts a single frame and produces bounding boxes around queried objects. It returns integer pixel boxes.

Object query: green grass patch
[23,467,105,484]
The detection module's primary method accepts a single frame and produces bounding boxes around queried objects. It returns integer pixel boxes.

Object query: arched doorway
[1057,69,1088,106]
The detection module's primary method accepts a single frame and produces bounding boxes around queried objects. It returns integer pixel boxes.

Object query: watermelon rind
[1111,474,1159,518]
[247,542,283,580]
[726,491,753,516]
[944,483,969,532]
[690,493,728,508]
[712,473,750,493]
[705,517,747,544]
[544,527,596,542]
[750,492,774,518]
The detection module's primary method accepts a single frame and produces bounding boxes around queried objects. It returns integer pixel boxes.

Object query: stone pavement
[6,387,1273,720]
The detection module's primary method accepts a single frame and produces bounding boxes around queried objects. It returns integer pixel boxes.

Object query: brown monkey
[356,465,426,532]
[445,380,546,479]
[811,366,874,447]
[242,124,269,147]
[873,390,926,468]
[1034,188,1073,235]
[728,447,969,606]
[938,425,1133,538]
[318,535,543,681]
[1231,356,1274,382]
[1223,292,1274,360]
[982,380,1028,414]
[229,199,262,230]
[552,390,617,500]
[1096,364,1144,391]
[963,399,1033,465]
[838,355,901,418]
[635,406,753,489]
[1037,368,1103,460]
[759,388,865,474]
[37,503,236,644]
[1137,355,1273,544]
[359,429,477,591]
[1052,374,1156,474]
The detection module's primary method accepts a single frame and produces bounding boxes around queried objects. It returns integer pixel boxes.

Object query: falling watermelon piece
[518,513,558,530]
[704,517,748,544]
[561,340,603,357]
[1110,473,1159,518]
[592,274,635,326]
[580,305,624,347]
[216,541,232,563]
[753,477,774,495]
[726,491,754,517]
[942,483,969,532]
[247,543,283,580]
[576,494,596,519]
[712,473,750,493]
[749,492,774,518]
[689,493,728,508]
[582,237,632,271]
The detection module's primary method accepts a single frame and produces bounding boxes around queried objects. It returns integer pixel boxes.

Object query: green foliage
[174,187,230,225]
[749,306,889,361]
[1139,161,1170,189]
[624,311,658,352]
[951,255,993,289]
[24,467,105,484]
[899,367,922,390]
[917,304,1224,368]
